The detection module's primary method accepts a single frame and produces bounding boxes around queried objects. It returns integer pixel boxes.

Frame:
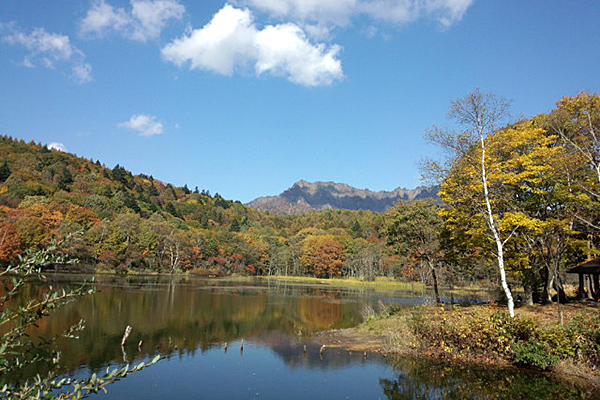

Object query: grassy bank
[323,302,600,383]
[257,275,425,290]
[65,268,429,291]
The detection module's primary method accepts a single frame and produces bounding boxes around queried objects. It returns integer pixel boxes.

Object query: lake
[7,274,598,399]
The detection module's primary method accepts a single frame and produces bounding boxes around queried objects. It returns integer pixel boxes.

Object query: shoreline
[315,302,600,390]
[39,268,501,293]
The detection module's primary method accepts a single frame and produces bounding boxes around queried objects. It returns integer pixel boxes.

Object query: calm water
[7,275,599,399]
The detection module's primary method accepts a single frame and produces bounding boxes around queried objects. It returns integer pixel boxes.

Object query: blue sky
[1,0,599,202]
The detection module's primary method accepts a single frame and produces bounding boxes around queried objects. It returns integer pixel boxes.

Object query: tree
[343,238,386,281]
[424,89,516,316]
[122,191,141,213]
[165,202,182,219]
[300,235,345,278]
[437,116,578,308]
[546,92,600,231]
[147,183,159,196]
[384,199,444,302]
[0,221,22,264]
[0,161,11,182]
[549,92,600,184]
[229,218,241,232]
[350,220,363,237]
[488,124,573,305]
[57,167,73,191]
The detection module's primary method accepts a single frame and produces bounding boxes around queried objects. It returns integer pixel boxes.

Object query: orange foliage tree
[300,235,345,278]
[0,221,22,264]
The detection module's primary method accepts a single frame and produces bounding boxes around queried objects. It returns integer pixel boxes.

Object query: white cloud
[161,5,343,86]
[119,114,164,136]
[48,142,68,152]
[238,0,473,27]
[1,23,93,84]
[130,0,186,40]
[79,0,130,36]
[426,0,474,27]
[3,25,74,65]
[72,62,93,84]
[255,24,342,86]
[162,6,256,75]
[80,0,185,42]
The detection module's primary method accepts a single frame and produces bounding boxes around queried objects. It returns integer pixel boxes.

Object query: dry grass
[258,275,425,290]
[514,302,600,326]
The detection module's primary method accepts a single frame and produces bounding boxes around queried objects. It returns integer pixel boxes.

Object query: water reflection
[7,275,592,399]
[381,357,596,399]
[18,274,400,373]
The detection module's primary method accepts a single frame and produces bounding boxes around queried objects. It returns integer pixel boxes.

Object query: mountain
[246,180,439,214]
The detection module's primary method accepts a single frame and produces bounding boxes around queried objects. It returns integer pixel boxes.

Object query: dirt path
[315,328,388,353]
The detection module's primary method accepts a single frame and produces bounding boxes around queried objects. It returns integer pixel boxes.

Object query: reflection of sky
[69,342,396,400]
[61,339,591,400]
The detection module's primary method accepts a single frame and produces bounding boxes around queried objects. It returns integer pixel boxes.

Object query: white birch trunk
[480,135,515,317]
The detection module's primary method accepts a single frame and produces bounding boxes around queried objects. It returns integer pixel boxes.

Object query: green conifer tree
[0,161,11,182]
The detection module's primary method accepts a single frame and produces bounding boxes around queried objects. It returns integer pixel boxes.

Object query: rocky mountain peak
[246,180,438,215]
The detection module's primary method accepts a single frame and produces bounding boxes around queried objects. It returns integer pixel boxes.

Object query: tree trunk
[429,262,441,304]
[577,274,585,299]
[523,268,535,306]
[480,135,514,317]
[523,280,534,306]
[541,265,553,304]
[554,274,567,303]
[586,275,594,300]
[553,263,565,325]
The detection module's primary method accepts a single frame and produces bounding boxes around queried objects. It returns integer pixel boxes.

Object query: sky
[1,0,599,203]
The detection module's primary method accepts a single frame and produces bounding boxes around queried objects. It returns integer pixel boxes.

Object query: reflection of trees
[380,357,589,400]
[298,297,343,330]
[10,275,368,375]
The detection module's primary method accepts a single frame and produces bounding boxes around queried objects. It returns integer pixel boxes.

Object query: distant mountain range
[246,180,439,214]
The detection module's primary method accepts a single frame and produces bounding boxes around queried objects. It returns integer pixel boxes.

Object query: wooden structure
[567,258,600,300]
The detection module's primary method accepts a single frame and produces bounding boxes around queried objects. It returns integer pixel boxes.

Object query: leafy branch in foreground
[1,355,160,400]
[0,246,160,399]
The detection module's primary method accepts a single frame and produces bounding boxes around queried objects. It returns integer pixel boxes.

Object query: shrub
[513,341,560,370]
[405,305,600,371]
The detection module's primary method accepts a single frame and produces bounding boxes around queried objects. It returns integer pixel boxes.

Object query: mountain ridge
[246,180,438,214]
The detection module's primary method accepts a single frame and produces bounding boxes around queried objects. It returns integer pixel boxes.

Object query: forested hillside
[0,138,396,278]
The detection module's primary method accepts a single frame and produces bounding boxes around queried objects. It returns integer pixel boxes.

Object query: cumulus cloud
[119,114,164,136]
[161,5,343,86]
[48,142,68,152]
[80,0,185,42]
[1,23,93,84]
[255,24,342,86]
[238,0,473,27]
[162,6,256,75]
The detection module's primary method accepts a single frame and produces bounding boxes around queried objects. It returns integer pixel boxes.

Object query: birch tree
[423,88,515,316]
